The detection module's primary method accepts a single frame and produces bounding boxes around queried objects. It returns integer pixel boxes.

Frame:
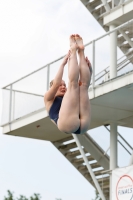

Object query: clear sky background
[0,0,133,200]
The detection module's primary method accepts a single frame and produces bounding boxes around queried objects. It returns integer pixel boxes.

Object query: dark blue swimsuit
[49,96,80,134]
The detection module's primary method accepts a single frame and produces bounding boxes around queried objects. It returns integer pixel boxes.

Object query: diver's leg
[57,35,80,133]
[75,34,91,134]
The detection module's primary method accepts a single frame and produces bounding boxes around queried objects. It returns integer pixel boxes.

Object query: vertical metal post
[92,40,95,96]
[12,91,15,121]
[9,84,13,131]
[110,123,117,200]
[129,151,133,165]
[110,25,117,79]
[112,0,114,8]
[47,65,50,90]
[73,134,106,200]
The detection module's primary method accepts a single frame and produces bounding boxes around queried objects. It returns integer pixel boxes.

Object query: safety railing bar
[117,54,133,68]
[118,53,133,67]
[4,88,44,97]
[97,146,110,163]
[92,54,131,78]
[1,107,46,127]
[9,85,13,131]
[84,40,92,47]
[93,55,133,83]
[12,91,15,121]
[117,49,133,62]
[118,139,131,155]
[94,67,108,78]
[2,19,133,90]
[90,71,109,85]
[104,125,133,151]
[95,51,133,78]
[117,58,130,69]
[2,55,65,89]
[90,58,131,85]
[92,40,95,90]
[90,68,133,89]
[118,132,133,150]
[117,61,131,72]
[103,146,110,155]
[6,59,129,94]
[47,65,50,90]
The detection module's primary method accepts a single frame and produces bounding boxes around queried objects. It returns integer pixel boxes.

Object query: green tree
[92,190,102,200]
[4,190,15,200]
[55,199,62,200]
[17,195,28,200]
[4,191,41,200]
[29,194,41,200]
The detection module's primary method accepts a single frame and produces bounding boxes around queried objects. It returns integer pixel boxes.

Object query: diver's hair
[50,79,66,88]
[50,80,54,87]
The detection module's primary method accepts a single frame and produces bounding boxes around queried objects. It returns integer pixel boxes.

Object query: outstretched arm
[44,51,70,102]
[52,51,70,87]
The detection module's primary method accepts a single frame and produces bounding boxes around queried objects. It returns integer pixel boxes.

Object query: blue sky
[0,0,133,200]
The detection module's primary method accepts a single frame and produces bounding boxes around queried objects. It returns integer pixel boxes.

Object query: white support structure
[110,25,117,79]
[47,64,50,90]
[129,151,133,165]
[118,0,125,5]
[100,0,110,12]
[9,84,13,132]
[110,123,118,200]
[73,134,106,200]
[110,123,118,169]
[12,91,15,121]
[119,29,133,48]
[114,0,120,6]
[92,40,95,93]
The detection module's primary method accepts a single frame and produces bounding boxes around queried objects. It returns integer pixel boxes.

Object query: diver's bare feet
[75,34,84,51]
[69,35,78,52]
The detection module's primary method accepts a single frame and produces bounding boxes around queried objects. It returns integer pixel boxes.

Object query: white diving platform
[2,70,133,142]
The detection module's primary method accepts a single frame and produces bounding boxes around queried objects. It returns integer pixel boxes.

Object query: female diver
[44,34,92,134]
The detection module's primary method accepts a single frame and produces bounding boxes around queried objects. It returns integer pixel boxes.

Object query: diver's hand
[86,57,92,75]
[61,50,70,66]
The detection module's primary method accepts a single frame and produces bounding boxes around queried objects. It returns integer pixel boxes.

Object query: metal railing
[104,125,133,155]
[1,19,133,126]
[93,0,131,17]
[112,0,131,9]
[92,51,133,86]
